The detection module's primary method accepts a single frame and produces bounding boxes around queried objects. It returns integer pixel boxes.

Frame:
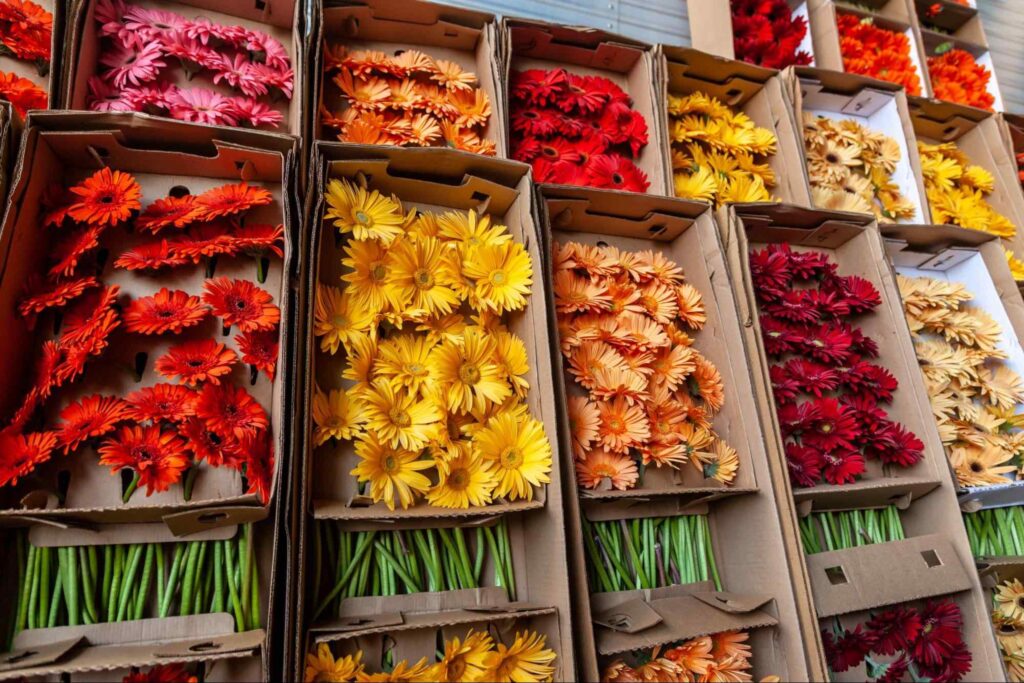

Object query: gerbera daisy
[553,270,611,314]
[481,631,556,683]
[137,195,199,233]
[951,444,1016,487]
[124,288,208,335]
[566,395,600,458]
[432,630,492,683]
[388,236,462,317]
[426,442,497,508]
[177,417,241,469]
[54,394,129,454]
[169,222,240,263]
[583,154,650,193]
[374,334,436,396]
[323,178,404,243]
[67,167,142,226]
[202,277,279,332]
[114,240,191,271]
[125,383,196,423]
[313,284,373,355]
[98,425,189,497]
[305,645,364,683]
[231,222,285,257]
[121,662,198,683]
[785,443,824,487]
[59,285,121,348]
[431,327,510,415]
[0,431,57,487]
[360,379,441,451]
[912,600,964,667]
[168,88,238,126]
[193,182,273,221]
[821,448,866,485]
[49,224,104,278]
[575,448,638,490]
[195,382,269,441]
[802,398,858,452]
[237,329,278,380]
[100,40,167,88]
[463,241,533,314]
[312,386,364,445]
[704,440,740,484]
[350,431,432,510]
[341,239,403,313]
[18,275,99,318]
[866,606,922,656]
[155,338,238,386]
[474,411,552,501]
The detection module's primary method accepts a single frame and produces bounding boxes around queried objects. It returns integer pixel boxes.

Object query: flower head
[168,88,238,125]
[0,431,57,487]
[427,442,497,508]
[238,329,279,380]
[124,288,208,334]
[305,645,363,683]
[474,412,552,501]
[313,387,364,445]
[98,425,189,495]
[202,277,279,331]
[125,383,196,423]
[55,394,129,454]
[195,381,269,441]
[193,182,273,221]
[155,338,237,385]
[350,431,432,510]
[68,168,142,226]
[324,179,404,243]
[137,195,199,233]
[481,631,556,683]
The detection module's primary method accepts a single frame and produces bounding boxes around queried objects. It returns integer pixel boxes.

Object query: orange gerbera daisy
[620,313,670,350]
[647,398,689,443]
[605,245,654,282]
[431,59,476,91]
[124,288,209,335]
[237,329,279,380]
[170,222,240,263]
[334,70,391,109]
[641,439,689,469]
[177,417,242,469]
[649,345,696,393]
[59,285,121,349]
[155,339,238,386]
[18,274,99,318]
[55,394,129,454]
[575,449,638,490]
[590,366,649,405]
[195,382,269,441]
[67,168,142,226]
[240,431,274,503]
[125,383,197,423]
[98,425,190,496]
[114,240,191,271]
[136,195,199,233]
[597,397,651,453]
[691,355,725,413]
[711,631,751,662]
[231,223,285,257]
[665,636,714,676]
[0,430,57,487]
[202,277,280,332]
[568,395,600,458]
[49,224,104,278]
[639,281,679,324]
[568,341,628,390]
[676,283,707,330]
[606,280,644,316]
[193,182,273,221]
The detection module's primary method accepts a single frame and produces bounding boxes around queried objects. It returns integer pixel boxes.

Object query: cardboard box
[908,98,1024,277]
[501,18,671,195]
[785,67,931,224]
[0,0,66,113]
[291,144,576,680]
[63,0,306,137]
[0,517,280,681]
[0,112,298,531]
[659,46,812,207]
[538,187,826,681]
[881,224,1024,510]
[308,0,504,157]
[719,203,948,511]
[683,0,818,67]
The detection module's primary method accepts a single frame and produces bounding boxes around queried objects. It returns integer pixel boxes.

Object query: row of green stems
[581,515,719,593]
[312,518,516,622]
[798,506,905,554]
[964,506,1024,557]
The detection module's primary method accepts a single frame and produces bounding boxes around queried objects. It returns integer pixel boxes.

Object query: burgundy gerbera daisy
[750,245,792,293]
[761,289,821,324]
[800,323,854,365]
[874,424,924,468]
[805,288,851,320]
[840,394,887,432]
[848,326,880,358]
[802,397,858,452]
[917,639,972,682]
[760,318,803,356]
[776,400,819,439]
[785,443,824,487]
[821,448,866,485]
[770,363,800,404]
[841,361,899,403]
[835,274,882,314]
[866,606,922,656]
[912,600,965,668]
[787,247,836,280]
[784,358,840,397]
[876,654,910,683]
[827,625,873,673]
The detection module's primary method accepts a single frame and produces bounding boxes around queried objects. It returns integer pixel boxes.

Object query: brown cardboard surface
[913,0,981,37]
[503,18,670,196]
[0,113,298,528]
[539,187,823,682]
[63,0,303,137]
[659,46,811,208]
[311,0,504,158]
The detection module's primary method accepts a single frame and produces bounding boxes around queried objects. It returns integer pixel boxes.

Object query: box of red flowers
[730,0,818,69]
[0,0,63,117]
[63,0,304,135]
[0,112,295,530]
[503,18,669,195]
[310,0,502,157]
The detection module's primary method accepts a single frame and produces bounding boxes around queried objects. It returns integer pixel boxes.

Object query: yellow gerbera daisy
[494,331,530,398]
[341,239,408,313]
[433,630,494,682]
[417,313,467,346]
[426,442,497,508]
[481,631,557,683]
[324,178,405,243]
[437,209,510,254]
[341,333,378,393]
[1007,250,1024,282]
[313,386,365,445]
[431,327,510,414]
[361,379,441,450]
[305,644,363,683]
[673,167,717,202]
[355,657,436,682]
[388,236,462,317]
[718,173,773,204]
[462,241,533,314]
[375,334,438,396]
[474,412,552,501]
[351,432,433,511]
[314,284,374,355]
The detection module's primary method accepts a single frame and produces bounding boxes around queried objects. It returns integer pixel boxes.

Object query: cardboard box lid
[806,534,974,618]
[326,0,492,28]
[795,65,905,98]
[661,45,778,87]
[907,94,991,141]
[729,201,873,245]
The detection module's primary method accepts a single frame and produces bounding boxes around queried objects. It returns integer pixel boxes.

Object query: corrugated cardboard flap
[807,534,973,618]
[662,44,775,89]
[908,94,990,142]
[796,66,904,97]
[731,202,870,248]
[881,224,992,269]
[0,637,84,672]
[328,0,492,29]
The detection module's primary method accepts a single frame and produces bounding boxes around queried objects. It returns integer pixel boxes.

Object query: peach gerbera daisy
[675,283,707,329]
[575,449,638,490]
[691,354,726,413]
[638,249,684,285]
[553,270,610,314]
[567,341,628,390]
[639,281,679,325]
[568,395,600,458]
[597,397,650,453]
[649,345,697,393]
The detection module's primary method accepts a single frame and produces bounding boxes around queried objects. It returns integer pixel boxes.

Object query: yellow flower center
[354,210,371,226]
[609,419,623,431]
[489,269,507,286]
[820,423,832,434]
[370,263,388,281]
[414,268,434,289]
[501,447,523,468]
[459,362,481,385]
[406,362,427,377]
[382,454,399,473]
[389,409,411,428]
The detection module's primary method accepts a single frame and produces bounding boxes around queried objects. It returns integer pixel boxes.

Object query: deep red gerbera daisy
[827,625,873,673]
[834,274,882,314]
[237,328,279,380]
[510,68,568,106]
[841,361,899,403]
[582,154,649,193]
[155,339,238,386]
[800,323,854,365]
[802,397,858,452]
[192,182,273,221]
[194,381,269,441]
[750,245,792,293]
[777,400,819,439]
[178,416,242,468]
[872,423,924,468]
[49,224,104,278]
[114,240,191,271]
[569,136,610,166]
[787,247,836,280]
[202,277,279,332]
[240,430,273,504]
[849,326,880,358]
[912,600,965,668]
[785,442,823,487]
[123,288,209,335]
[124,383,197,423]
[840,394,887,433]
[866,606,922,656]
[806,288,851,320]
[770,364,800,404]
[18,274,99,318]
[784,358,840,398]
[821,448,866,485]
[54,394,130,454]
[98,425,190,496]
[0,430,57,487]
[917,639,971,682]
[875,654,910,683]
[760,318,803,356]
[122,663,198,683]
[67,168,142,227]
[136,195,199,234]
[761,290,821,324]
[231,223,285,257]
[169,222,241,263]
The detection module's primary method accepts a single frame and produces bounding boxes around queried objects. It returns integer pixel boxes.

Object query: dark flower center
[187,359,204,368]
[101,195,114,204]
[612,173,624,185]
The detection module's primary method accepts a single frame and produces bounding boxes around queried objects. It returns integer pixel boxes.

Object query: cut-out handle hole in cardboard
[725,89,743,106]
[825,566,848,585]
[189,641,222,653]
[169,185,191,198]
[648,225,666,236]
[942,126,962,142]
[921,549,943,568]
[4,650,36,664]
[197,512,229,524]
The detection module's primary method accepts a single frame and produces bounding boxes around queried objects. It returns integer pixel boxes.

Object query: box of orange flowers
[0,0,64,118]
[0,112,295,530]
[537,186,827,682]
[63,0,304,135]
[292,144,576,680]
[310,0,502,157]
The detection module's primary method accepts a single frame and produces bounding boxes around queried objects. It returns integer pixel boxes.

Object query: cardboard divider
[0,112,298,528]
[538,187,825,681]
[658,46,812,208]
[913,0,980,35]
[502,18,671,196]
[786,67,931,224]
[0,0,66,113]
[310,0,504,157]
[63,0,305,137]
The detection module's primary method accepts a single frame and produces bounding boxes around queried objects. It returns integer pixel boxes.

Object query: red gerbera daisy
[49,224,104,278]
[827,625,873,673]
[800,324,854,365]
[122,663,198,683]
[237,329,279,380]
[18,275,99,318]
[558,73,609,114]
[240,431,273,504]
[125,383,197,423]
[194,381,269,441]
[777,400,819,440]
[849,326,880,358]
[866,606,922,656]
[872,423,924,468]
[769,364,800,405]
[67,168,142,226]
[155,339,238,386]
[802,398,858,452]
[26,340,62,403]
[59,285,121,349]
[785,442,823,487]
[750,246,792,293]
[582,154,650,193]
[98,425,190,496]
[231,222,285,257]
[833,274,882,314]
[841,394,888,433]
[917,640,971,682]
[192,182,273,221]
[841,361,899,403]
[54,394,129,454]
[510,68,568,106]
[41,184,74,228]
[136,195,199,234]
[202,277,279,332]
[9,387,44,432]
[912,600,964,668]
[123,288,209,335]
[178,416,242,468]
[875,655,910,683]
[114,240,191,271]
[784,358,840,398]
[821,448,866,485]
[760,318,802,356]
[787,247,836,280]
[762,290,821,324]
[805,288,851,319]
[0,430,57,487]
[169,222,241,263]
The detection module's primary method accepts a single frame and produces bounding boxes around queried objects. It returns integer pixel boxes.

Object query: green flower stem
[155,545,166,612]
[134,544,156,620]
[240,525,253,628]
[620,519,648,589]
[411,531,437,592]
[79,547,98,624]
[499,521,516,601]
[213,542,225,613]
[37,547,50,629]
[122,471,140,503]
[374,541,421,593]
[179,542,200,617]
[249,558,260,630]
[116,544,144,621]
[473,529,485,584]
[47,565,63,628]
[26,546,40,630]
[582,519,613,593]
[482,526,506,594]
[223,540,245,631]
[65,546,80,626]
[101,546,113,620]
[160,544,185,618]
[314,531,375,621]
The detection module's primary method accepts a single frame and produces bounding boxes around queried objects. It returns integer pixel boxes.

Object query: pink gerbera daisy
[87,76,141,112]
[124,6,187,37]
[168,88,238,126]
[229,97,284,128]
[161,31,215,69]
[131,81,178,110]
[208,54,267,98]
[95,0,129,39]
[100,39,167,89]
[245,30,291,71]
